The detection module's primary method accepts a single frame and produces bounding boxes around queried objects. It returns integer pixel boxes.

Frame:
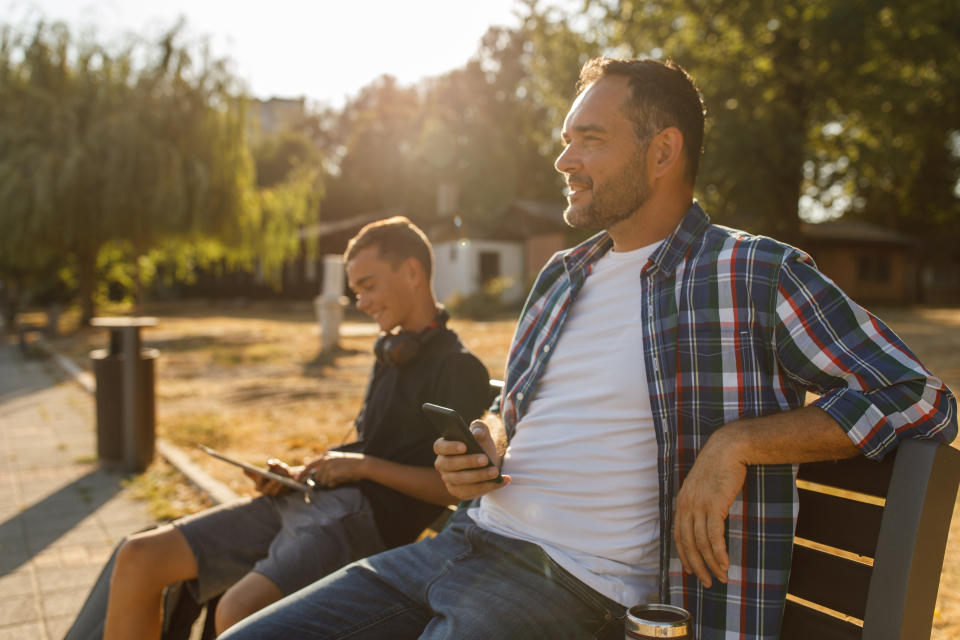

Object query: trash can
[90,346,159,471]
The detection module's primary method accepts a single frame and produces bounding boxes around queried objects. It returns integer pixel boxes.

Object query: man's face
[554,75,652,230]
[346,247,416,332]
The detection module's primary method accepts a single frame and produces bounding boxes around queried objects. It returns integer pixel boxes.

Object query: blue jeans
[220,511,626,639]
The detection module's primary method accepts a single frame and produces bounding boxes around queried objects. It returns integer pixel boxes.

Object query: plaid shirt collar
[561,201,711,281]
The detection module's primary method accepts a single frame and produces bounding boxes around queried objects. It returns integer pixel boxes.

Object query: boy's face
[346,247,418,333]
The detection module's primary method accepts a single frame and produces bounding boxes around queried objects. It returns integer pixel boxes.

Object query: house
[427,200,570,306]
[798,220,916,306]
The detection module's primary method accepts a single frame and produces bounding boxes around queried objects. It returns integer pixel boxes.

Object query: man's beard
[563,147,651,230]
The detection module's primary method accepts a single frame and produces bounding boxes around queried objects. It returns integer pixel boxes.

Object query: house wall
[805,244,911,305]
[433,240,525,305]
[526,233,566,285]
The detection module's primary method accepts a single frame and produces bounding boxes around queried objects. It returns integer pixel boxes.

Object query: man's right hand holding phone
[433,415,511,501]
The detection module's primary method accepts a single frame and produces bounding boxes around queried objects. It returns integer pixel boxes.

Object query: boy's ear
[401,256,424,286]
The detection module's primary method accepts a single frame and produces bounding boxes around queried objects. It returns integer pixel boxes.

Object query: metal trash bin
[90,346,159,471]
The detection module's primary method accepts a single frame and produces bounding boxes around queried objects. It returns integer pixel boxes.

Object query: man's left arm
[674,405,857,588]
[675,252,957,588]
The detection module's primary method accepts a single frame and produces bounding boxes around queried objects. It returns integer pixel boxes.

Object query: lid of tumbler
[625,604,691,638]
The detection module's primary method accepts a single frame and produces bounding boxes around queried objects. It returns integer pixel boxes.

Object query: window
[479,251,501,285]
[857,254,891,283]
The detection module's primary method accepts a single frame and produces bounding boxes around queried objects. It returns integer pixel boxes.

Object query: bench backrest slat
[787,545,872,620]
[785,439,960,640]
[794,488,885,558]
[781,600,862,640]
[798,454,896,498]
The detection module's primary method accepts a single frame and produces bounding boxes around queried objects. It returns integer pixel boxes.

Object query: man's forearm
[713,405,861,466]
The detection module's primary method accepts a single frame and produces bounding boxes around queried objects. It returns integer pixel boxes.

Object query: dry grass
[50,300,515,501]
[46,301,960,635]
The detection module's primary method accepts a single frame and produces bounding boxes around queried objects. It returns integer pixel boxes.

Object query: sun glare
[13,0,522,105]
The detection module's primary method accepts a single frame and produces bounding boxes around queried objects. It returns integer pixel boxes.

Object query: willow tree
[0,21,262,323]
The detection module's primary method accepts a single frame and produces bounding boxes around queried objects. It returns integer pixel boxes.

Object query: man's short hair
[578,57,705,185]
[344,216,434,280]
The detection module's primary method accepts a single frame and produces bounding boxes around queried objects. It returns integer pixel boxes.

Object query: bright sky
[8,0,526,106]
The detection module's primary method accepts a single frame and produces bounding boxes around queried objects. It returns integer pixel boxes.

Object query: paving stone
[0,594,41,626]
[0,344,157,635]
[34,565,101,594]
[0,572,33,600]
[40,588,88,618]
[0,621,45,640]
[45,614,75,639]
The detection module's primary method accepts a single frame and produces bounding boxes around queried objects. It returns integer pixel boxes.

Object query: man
[68,217,491,639]
[220,59,956,640]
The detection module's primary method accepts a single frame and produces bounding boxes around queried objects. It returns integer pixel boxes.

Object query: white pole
[316,254,347,353]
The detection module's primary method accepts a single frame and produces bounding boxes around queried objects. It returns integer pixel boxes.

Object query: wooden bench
[16,306,60,355]
[783,438,960,639]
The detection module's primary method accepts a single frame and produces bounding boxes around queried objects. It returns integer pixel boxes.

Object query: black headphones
[374,308,449,367]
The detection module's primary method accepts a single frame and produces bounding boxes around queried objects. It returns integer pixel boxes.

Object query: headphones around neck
[374,308,449,367]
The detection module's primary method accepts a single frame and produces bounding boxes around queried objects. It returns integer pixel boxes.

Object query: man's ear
[649,127,685,179]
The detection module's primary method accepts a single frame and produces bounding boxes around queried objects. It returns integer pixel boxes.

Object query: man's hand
[299,451,368,489]
[673,428,747,589]
[434,420,511,500]
[245,458,302,496]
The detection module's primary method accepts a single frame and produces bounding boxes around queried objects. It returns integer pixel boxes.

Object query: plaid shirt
[494,202,956,639]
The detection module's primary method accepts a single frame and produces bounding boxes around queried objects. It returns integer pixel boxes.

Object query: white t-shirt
[472,241,663,606]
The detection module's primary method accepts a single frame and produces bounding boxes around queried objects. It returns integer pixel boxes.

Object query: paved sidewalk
[0,343,157,639]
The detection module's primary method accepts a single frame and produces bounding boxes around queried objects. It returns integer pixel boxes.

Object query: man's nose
[554,144,579,175]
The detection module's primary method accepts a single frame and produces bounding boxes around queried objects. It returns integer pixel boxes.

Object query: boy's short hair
[344,216,434,280]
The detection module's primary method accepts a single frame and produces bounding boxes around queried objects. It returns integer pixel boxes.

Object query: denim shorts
[174,486,385,602]
[220,509,627,639]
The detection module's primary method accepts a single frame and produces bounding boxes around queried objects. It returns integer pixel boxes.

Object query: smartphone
[421,403,503,483]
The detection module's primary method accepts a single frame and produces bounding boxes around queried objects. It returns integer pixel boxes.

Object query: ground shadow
[0,469,126,575]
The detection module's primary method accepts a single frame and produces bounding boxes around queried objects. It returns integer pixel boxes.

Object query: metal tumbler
[624,603,692,639]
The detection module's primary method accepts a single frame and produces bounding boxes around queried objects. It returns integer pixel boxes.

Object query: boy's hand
[245,458,301,496]
[299,451,368,489]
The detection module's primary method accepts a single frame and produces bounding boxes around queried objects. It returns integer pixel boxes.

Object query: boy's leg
[214,572,284,635]
[100,495,282,640]
[104,525,198,640]
[211,487,387,634]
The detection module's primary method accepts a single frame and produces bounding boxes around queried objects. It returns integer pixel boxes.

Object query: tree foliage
[0,20,322,322]
[318,24,562,235]
[521,0,959,246]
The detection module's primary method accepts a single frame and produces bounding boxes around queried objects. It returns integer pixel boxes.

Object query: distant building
[428,200,569,306]
[798,220,915,306]
[249,97,306,139]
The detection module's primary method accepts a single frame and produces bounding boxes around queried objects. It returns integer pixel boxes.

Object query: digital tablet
[197,445,312,493]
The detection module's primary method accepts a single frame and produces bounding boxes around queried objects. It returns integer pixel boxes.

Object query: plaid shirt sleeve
[773,250,957,459]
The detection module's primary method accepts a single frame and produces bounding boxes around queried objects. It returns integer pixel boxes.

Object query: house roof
[299,209,404,240]
[800,220,915,246]
[427,199,568,243]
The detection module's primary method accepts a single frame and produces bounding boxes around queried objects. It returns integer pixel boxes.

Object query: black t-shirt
[334,326,490,548]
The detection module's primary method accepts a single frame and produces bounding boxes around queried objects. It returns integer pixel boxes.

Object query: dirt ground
[45,301,960,636]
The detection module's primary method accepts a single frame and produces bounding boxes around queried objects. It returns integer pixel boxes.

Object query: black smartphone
[421,403,503,483]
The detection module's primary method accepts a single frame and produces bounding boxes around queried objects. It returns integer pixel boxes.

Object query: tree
[0,21,256,323]
[522,0,960,245]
